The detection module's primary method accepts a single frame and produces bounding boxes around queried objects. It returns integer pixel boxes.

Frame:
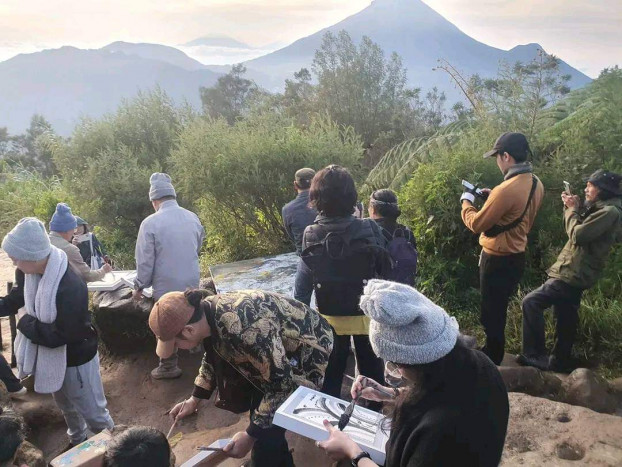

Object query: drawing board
[274,386,389,465]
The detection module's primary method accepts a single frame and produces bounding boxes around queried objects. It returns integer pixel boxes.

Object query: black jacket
[16,266,98,367]
[282,190,318,255]
[0,269,25,317]
[384,347,509,467]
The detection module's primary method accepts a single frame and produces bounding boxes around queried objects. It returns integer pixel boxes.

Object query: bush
[171,112,364,262]
[0,165,67,238]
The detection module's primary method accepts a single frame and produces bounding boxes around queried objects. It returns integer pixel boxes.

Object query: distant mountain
[183,36,251,49]
[0,46,220,135]
[102,41,206,70]
[244,0,592,96]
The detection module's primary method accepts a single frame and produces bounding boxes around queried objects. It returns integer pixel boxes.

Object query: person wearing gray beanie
[2,217,51,262]
[149,173,176,201]
[318,279,509,467]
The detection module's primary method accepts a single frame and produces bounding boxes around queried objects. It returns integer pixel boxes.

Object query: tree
[0,115,58,176]
[200,64,261,123]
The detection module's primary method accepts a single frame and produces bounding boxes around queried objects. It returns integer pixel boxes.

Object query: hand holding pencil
[346,375,398,402]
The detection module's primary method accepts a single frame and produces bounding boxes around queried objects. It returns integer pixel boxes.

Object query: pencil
[166,400,186,439]
[344,374,396,398]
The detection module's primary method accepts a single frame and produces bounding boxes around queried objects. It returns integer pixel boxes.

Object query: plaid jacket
[191,290,333,437]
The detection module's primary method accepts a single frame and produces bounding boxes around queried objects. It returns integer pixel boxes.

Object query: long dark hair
[387,340,467,434]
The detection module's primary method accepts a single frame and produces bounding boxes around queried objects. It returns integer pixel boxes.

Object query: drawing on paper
[291,392,381,444]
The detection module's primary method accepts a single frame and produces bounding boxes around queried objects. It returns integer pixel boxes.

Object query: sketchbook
[274,386,389,465]
[87,270,153,298]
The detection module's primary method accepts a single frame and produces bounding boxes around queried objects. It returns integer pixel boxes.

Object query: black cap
[586,169,622,196]
[483,132,530,161]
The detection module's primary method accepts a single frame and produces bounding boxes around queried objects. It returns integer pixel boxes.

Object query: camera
[461,180,488,200]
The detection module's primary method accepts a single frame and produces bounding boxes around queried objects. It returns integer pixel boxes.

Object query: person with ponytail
[150,284,333,467]
[318,280,509,467]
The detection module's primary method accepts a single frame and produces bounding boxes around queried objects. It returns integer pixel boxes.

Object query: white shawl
[15,245,68,393]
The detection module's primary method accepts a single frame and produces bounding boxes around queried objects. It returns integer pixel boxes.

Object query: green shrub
[171,112,364,262]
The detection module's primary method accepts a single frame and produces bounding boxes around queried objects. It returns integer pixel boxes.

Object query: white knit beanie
[2,217,51,261]
[360,279,459,365]
[149,173,176,201]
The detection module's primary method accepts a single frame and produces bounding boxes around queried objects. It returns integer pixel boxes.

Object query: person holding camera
[460,132,544,365]
[519,170,622,372]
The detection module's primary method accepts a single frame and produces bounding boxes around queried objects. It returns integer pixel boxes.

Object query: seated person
[73,217,110,269]
[104,426,170,467]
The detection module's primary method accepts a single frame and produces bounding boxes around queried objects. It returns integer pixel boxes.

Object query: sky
[0,0,619,76]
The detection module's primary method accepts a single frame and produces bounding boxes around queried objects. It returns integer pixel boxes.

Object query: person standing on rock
[2,217,114,448]
[318,280,509,467]
[153,287,333,467]
[282,167,317,306]
[519,170,622,372]
[460,132,544,365]
[48,203,112,282]
[133,173,205,380]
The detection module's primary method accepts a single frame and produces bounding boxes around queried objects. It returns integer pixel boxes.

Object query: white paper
[274,386,389,465]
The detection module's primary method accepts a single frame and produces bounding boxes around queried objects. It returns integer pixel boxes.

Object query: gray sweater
[134,200,205,300]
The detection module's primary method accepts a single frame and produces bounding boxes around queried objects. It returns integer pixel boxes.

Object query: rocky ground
[2,250,622,465]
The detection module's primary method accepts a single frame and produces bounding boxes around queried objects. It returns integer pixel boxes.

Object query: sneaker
[516,354,550,371]
[151,365,183,380]
[9,386,27,398]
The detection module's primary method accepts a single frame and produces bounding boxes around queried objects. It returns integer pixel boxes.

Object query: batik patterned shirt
[191,290,334,435]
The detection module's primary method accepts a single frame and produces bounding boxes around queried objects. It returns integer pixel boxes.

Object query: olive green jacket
[548,197,622,289]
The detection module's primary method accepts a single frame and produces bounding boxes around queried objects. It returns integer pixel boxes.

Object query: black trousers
[0,353,21,392]
[479,251,525,365]
[248,405,294,467]
[321,332,385,398]
[522,279,583,361]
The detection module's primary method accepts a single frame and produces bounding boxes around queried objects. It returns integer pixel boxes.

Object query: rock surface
[503,393,622,465]
[562,368,618,414]
[92,287,155,354]
[12,440,46,467]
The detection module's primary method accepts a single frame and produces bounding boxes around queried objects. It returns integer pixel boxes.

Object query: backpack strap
[484,175,538,238]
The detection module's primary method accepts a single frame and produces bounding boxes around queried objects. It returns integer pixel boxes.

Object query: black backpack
[383,227,418,285]
[301,221,383,317]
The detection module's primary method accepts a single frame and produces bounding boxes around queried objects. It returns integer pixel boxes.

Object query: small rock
[562,368,617,413]
[12,440,46,467]
[610,377,622,394]
[499,366,561,397]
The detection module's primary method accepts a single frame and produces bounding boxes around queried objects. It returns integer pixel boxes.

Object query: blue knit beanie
[49,203,77,232]
[2,217,51,261]
[359,280,459,365]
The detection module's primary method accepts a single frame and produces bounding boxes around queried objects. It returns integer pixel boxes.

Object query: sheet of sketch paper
[291,392,381,444]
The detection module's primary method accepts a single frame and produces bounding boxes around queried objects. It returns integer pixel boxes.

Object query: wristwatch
[351,451,372,466]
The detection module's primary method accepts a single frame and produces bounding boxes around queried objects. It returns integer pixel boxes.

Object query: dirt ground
[2,250,622,466]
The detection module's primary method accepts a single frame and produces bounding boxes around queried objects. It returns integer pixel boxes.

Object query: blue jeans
[293,259,314,306]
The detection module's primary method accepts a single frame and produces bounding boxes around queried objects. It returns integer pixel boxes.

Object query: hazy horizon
[0,0,620,77]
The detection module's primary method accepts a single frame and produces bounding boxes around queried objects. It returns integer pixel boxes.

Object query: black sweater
[15,266,98,367]
[384,348,509,467]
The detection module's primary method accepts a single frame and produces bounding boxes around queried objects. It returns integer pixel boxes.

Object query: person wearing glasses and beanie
[519,169,622,372]
[318,280,509,467]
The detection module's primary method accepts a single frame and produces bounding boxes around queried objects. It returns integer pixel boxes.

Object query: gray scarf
[504,162,533,180]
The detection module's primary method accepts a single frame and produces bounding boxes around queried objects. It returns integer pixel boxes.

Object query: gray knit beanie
[149,173,176,201]
[49,203,77,232]
[2,217,51,261]
[360,279,459,365]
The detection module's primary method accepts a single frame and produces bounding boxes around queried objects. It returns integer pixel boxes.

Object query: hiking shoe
[151,365,182,380]
[516,354,549,371]
[9,386,27,398]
